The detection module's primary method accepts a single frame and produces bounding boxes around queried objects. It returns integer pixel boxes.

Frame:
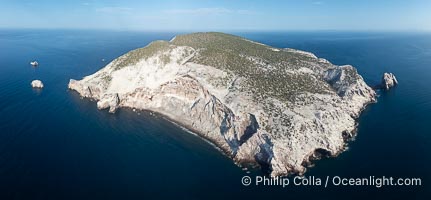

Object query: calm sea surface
[0,30,430,199]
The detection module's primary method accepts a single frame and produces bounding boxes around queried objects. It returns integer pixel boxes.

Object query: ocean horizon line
[1,27,431,34]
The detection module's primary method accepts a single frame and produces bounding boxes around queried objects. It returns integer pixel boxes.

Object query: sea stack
[381,72,398,90]
[30,61,39,66]
[31,80,44,88]
[68,32,377,176]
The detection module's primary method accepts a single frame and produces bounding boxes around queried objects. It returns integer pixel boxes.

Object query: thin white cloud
[96,6,133,14]
[165,7,231,15]
[313,1,324,5]
[164,7,257,15]
[237,9,259,15]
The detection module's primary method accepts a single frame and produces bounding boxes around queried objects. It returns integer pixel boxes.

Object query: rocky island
[31,80,44,88]
[69,32,377,176]
[381,72,398,90]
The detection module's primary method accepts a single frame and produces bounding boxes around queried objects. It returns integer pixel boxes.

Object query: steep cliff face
[68,32,376,176]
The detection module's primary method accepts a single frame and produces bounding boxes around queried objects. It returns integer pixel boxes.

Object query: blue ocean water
[0,30,430,199]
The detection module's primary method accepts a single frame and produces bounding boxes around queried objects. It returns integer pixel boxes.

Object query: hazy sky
[1,0,430,31]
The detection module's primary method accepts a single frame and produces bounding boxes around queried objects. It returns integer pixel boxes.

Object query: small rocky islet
[31,80,44,88]
[30,61,44,89]
[380,72,398,90]
[68,32,396,176]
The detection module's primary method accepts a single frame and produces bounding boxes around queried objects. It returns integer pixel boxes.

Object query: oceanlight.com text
[241,176,422,188]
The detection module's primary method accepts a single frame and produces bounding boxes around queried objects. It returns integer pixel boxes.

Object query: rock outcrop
[381,72,398,90]
[97,93,120,113]
[68,32,376,176]
[31,80,44,88]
